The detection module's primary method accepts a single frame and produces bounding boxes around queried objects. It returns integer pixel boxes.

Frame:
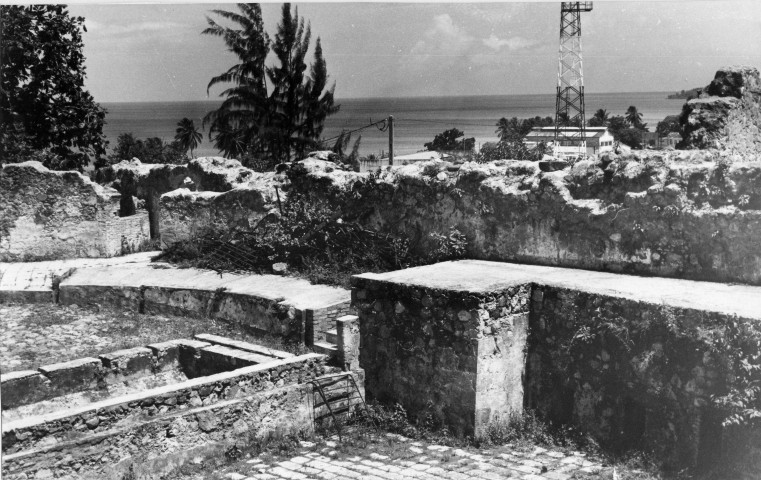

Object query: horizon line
[99,90,685,104]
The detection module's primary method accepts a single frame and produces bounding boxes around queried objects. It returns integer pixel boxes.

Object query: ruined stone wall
[292,154,761,285]
[527,286,760,471]
[95,157,280,239]
[680,66,761,154]
[159,186,276,246]
[0,162,150,261]
[156,153,761,286]
[2,353,327,480]
[352,275,529,437]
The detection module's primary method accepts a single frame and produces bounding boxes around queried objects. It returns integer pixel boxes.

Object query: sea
[101,92,686,159]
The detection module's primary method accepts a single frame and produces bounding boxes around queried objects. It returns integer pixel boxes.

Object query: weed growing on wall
[157,173,469,288]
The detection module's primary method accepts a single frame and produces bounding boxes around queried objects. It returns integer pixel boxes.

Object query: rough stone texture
[155,151,761,286]
[352,260,761,470]
[301,154,761,285]
[158,184,279,247]
[1,353,327,479]
[57,263,350,343]
[96,157,285,240]
[680,66,761,154]
[306,300,354,345]
[352,267,530,437]
[0,162,150,261]
[527,286,761,471]
[336,315,360,371]
[3,385,316,480]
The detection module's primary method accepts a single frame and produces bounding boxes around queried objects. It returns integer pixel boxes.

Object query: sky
[68,1,761,103]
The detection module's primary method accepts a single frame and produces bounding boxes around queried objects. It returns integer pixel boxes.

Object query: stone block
[147,340,183,372]
[100,347,154,381]
[38,357,103,394]
[0,370,51,409]
[336,315,360,372]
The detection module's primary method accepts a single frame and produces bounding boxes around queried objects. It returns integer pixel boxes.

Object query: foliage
[424,128,475,152]
[0,5,107,171]
[158,169,469,288]
[107,133,188,165]
[625,106,646,130]
[203,3,339,169]
[495,116,554,142]
[477,140,548,162]
[331,130,362,170]
[588,109,609,127]
[616,128,643,149]
[655,115,681,138]
[174,118,203,157]
[605,116,643,149]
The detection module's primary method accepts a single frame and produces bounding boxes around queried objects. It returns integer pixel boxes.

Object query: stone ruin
[680,65,761,153]
[0,162,150,262]
[2,324,362,479]
[2,66,761,477]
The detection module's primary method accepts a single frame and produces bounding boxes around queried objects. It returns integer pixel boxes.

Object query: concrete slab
[0,252,158,301]
[355,260,761,320]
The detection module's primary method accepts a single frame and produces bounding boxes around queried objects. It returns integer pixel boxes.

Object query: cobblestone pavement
[0,303,268,372]
[196,432,608,480]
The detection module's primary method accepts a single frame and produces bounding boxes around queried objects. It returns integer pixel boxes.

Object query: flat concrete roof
[354,260,761,320]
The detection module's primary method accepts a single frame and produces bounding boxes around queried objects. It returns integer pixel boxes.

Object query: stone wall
[159,186,277,247]
[526,286,760,471]
[2,353,327,479]
[352,271,530,437]
[290,154,761,285]
[0,162,150,261]
[680,66,761,154]
[96,157,283,239]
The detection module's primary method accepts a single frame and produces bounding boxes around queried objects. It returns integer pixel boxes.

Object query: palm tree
[589,108,609,127]
[625,106,644,129]
[202,3,271,159]
[174,118,202,158]
[202,3,338,166]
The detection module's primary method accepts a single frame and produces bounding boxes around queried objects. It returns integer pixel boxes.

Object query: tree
[108,133,187,165]
[0,5,107,171]
[175,118,203,157]
[425,128,474,152]
[625,105,646,130]
[203,3,339,170]
[656,115,681,137]
[496,116,554,142]
[589,108,609,127]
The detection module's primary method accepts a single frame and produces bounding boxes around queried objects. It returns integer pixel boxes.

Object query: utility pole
[388,116,394,166]
[554,2,593,160]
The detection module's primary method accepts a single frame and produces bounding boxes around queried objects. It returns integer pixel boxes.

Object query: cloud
[482,34,536,52]
[411,14,476,56]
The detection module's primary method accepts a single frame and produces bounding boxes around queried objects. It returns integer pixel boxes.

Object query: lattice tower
[554,2,593,159]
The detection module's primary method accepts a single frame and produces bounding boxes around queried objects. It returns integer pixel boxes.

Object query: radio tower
[554,2,593,159]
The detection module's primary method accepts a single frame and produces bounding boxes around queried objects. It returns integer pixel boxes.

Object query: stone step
[312,341,337,356]
[325,329,338,345]
[194,333,293,359]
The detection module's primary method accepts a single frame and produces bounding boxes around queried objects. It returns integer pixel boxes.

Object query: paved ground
[0,303,293,373]
[183,432,610,480]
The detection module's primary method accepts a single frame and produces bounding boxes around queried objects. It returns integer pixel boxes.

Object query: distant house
[661,132,681,148]
[524,127,615,158]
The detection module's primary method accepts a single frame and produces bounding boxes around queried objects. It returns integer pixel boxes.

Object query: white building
[524,127,616,158]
